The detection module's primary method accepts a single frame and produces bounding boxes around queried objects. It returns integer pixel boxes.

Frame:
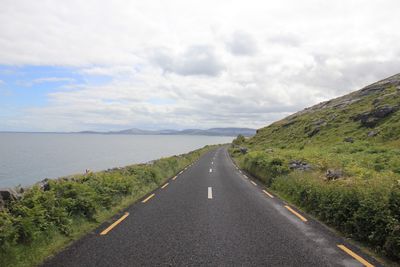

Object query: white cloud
[32,77,75,84]
[226,31,258,56]
[1,0,400,131]
[152,45,225,76]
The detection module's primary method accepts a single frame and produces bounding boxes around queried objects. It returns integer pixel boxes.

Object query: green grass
[230,78,400,261]
[0,145,217,267]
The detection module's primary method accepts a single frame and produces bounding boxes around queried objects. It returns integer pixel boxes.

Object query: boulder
[265,148,274,153]
[344,137,354,143]
[289,160,312,171]
[0,188,20,202]
[37,178,50,191]
[313,119,326,126]
[368,131,378,137]
[307,127,320,137]
[352,105,398,128]
[239,147,248,154]
[371,105,396,118]
[325,169,343,180]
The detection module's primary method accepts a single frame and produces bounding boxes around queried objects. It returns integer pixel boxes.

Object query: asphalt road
[42,147,382,267]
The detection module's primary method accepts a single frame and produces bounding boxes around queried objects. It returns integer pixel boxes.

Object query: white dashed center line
[208,187,213,199]
[209,168,212,173]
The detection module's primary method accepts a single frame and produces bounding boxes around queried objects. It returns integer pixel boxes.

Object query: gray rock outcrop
[325,169,344,180]
[289,160,312,171]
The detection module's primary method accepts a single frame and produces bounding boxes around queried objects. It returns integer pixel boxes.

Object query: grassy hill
[230,73,400,261]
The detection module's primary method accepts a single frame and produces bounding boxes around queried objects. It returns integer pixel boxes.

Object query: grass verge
[0,145,216,267]
[229,143,400,264]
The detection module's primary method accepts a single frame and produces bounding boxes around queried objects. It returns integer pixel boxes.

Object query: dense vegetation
[230,74,400,261]
[0,145,215,267]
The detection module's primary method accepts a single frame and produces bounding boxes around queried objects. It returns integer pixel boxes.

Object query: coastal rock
[0,188,20,202]
[37,178,51,191]
[325,169,343,180]
[239,147,248,154]
[289,160,312,171]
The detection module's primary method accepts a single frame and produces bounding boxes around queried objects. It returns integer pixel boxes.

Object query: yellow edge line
[285,205,308,222]
[161,182,169,189]
[100,212,129,235]
[172,175,177,180]
[262,189,274,198]
[142,193,155,203]
[250,180,257,186]
[337,245,374,267]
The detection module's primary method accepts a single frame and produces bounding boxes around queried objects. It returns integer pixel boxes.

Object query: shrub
[232,134,246,146]
[242,152,289,186]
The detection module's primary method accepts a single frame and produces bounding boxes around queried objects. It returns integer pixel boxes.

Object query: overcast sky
[1,0,399,131]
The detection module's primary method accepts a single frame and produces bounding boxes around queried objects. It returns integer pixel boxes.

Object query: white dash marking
[209,168,212,173]
[211,161,214,165]
[208,187,213,199]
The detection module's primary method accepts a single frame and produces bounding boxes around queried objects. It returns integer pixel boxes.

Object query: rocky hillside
[231,73,400,261]
[249,73,400,148]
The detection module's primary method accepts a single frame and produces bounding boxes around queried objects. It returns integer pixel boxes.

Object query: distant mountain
[78,127,256,137]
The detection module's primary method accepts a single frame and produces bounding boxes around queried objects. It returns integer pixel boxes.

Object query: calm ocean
[0,133,232,187]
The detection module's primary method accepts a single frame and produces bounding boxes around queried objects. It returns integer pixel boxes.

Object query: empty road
[42,147,381,266]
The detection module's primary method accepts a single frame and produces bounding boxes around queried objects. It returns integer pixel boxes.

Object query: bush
[232,134,246,146]
[270,174,400,260]
[242,152,289,186]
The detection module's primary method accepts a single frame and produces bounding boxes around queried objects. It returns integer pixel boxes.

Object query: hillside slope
[250,73,400,148]
[231,73,400,262]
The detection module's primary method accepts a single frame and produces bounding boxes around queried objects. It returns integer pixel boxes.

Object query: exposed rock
[372,98,381,106]
[239,147,248,154]
[307,127,320,137]
[331,98,362,109]
[289,160,312,171]
[37,178,51,191]
[325,169,344,180]
[265,148,274,153]
[0,188,20,202]
[282,120,297,128]
[352,105,398,127]
[344,137,354,143]
[105,167,124,173]
[0,198,4,211]
[368,131,378,137]
[313,119,327,126]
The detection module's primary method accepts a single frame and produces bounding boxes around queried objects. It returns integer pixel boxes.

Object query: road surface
[42,147,381,266]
